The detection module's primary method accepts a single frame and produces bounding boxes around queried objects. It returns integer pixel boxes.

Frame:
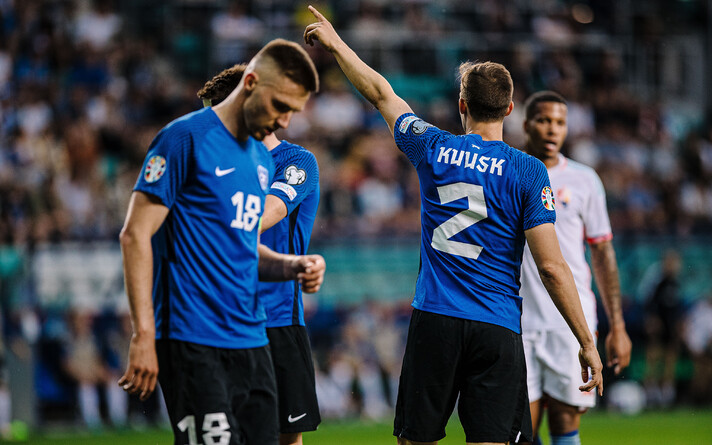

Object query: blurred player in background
[519,91,632,445]
[304,7,602,445]
[198,64,322,445]
[118,39,324,445]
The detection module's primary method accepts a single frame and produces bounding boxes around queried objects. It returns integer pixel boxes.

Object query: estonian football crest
[541,186,555,210]
[258,165,270,191]
[144,156,166,183]
[284,165,307,186]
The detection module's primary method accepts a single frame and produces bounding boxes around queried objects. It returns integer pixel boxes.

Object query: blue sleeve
[133,123,193,208]
[520,155,556,230]
[269,149,319,215]
[393,113,451,167]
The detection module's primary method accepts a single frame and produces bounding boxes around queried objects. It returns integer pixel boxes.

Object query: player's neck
[262,133,281,150]
[464,120,503,141]
[213,91,250,142]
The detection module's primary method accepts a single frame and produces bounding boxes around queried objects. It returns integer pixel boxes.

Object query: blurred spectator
[641,250,685,408]
[61,308,110,429]
[682,292,712,406]
[71,0,122,51]
[210,1,264,69]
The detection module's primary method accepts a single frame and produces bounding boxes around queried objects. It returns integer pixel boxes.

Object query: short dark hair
[197,64,247,105]
[458,61,513,122]
[523,91,567,120]
[257,38,319,93]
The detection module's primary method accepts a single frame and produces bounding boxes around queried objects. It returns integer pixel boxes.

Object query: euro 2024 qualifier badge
[144,155,166,183]
[541,186,555,211]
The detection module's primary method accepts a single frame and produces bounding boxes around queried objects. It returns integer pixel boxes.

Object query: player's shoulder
[396,113,457,142]
[160,108,214,139]
[497,142,547,174]
[561,157,604,184]
[273,140,318,169]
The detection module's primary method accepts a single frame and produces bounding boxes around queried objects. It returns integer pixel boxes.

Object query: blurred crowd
[0,0,711,432]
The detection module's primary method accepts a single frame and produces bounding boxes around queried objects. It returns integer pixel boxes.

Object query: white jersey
[520,154,612,332]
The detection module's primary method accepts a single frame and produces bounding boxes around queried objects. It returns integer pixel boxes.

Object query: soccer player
[198,65,322,445]
[117,39,324,445]
[519,91,632,445]
[304,7,602,445]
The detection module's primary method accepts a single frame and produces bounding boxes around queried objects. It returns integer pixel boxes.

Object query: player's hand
[605,323,632,375]
[293,254,326,293]
[118,332,158,401]
[304,5,341,51]
[578,344,603,396]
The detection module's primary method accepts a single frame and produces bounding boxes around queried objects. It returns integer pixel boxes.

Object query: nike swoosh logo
[287,413,307,423]
[215,166,236,177]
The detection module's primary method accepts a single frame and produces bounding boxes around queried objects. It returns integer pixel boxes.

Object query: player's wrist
[608,319,626,332]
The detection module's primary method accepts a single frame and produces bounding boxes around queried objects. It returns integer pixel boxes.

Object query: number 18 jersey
[394,113,555,334]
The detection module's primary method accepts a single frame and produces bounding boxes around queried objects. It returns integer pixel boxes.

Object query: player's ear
[458,97,467,116]
[243,72,259,92]
[505,101,514,117]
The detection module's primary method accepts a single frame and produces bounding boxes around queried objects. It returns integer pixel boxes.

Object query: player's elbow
[536,260,568,286]
[119,224,144,250]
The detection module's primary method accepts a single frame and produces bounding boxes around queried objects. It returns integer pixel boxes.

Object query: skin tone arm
[257,244,325,293]
[525,223,604,395]
[589,239,632,374]
[304,6,412,135]
[260,195,288,233]
[117,191,169,401]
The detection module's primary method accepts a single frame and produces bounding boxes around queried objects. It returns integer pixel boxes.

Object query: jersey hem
[156,332,269,350]
[412,302,521,334]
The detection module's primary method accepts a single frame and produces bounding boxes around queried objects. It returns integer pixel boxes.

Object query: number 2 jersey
[258,141,320,328]
[134,107,275,349]
[394,113,556,334]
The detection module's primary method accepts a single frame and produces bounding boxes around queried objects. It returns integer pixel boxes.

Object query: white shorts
[522,328,597,408]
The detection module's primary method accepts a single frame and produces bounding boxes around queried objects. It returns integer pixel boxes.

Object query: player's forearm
[329,40,395,111]
[590,240,626,329]
[538,260,595,347]
[257,243,298,281]
[119,229,156,337]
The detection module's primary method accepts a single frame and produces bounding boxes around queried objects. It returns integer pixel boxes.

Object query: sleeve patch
[271,182,297,201]
[284,164,307,185]
[411,119,432,135]
[398,115,419,134]
[541,186,556,210]
[143,156,166,183]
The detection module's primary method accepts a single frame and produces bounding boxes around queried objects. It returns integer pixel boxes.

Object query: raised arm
[117,191,169,400]
[525,223,603,395]
[590,239,632,375]
[304,5,412,135]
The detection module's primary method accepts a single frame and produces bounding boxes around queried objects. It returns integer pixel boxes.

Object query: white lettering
[477,156,491,173]
[465,152,477,169]
[450,149,464,166]
[437,147,452,164]
[489,158,506,176]
[435,147,504,176]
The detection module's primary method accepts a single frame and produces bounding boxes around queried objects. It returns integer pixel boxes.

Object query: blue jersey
[258,141,320,327]
[134,107,275,349]
[394,113,555,333]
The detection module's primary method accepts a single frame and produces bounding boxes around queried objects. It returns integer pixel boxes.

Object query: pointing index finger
[308,5,326,22]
